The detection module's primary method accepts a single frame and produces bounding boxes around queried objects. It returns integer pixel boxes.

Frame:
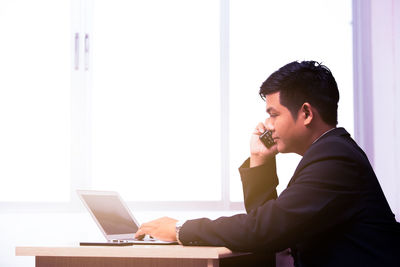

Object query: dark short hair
[259,60,339,126]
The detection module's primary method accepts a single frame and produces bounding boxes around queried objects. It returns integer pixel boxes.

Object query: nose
[265,118,274,131]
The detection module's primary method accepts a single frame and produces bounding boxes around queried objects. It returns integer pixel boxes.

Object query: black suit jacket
[179,128,400,266]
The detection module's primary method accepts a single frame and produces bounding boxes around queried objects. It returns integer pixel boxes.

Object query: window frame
[0,0,360,213]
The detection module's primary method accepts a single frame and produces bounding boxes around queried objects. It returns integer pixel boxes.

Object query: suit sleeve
[239,157,279,213]
[178,150,362,252]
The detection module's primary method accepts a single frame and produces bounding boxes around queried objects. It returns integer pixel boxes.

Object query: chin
[276,144,284,153]
[276,144,289,154]
[278,148,288,153]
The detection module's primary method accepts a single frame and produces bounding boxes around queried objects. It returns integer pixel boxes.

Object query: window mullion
[220,0,230,207]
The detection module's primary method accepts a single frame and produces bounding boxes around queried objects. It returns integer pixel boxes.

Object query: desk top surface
[16,245,251,259]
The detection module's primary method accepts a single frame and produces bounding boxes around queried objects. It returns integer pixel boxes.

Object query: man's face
[265,92,305,154]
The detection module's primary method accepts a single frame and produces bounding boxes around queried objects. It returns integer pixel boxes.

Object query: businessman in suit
[135,61,400,266]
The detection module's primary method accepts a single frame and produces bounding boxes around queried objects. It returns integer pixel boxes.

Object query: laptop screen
[81,194,138,234]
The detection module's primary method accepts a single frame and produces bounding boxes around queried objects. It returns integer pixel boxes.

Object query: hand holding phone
[250,125,277,167]
[259,130,276,148]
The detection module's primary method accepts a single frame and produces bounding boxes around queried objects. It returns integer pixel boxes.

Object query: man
[135,61,400,266]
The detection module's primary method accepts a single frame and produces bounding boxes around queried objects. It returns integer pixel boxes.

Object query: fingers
[134,217,178,242]
[134,228,146,239]
[134,223,154,239]
[253,122,267,135]
[134,221,154,239]
[135,233,145,240]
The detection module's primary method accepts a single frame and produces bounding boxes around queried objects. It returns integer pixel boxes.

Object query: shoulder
[291,128,369,185]
[304,128,366,164]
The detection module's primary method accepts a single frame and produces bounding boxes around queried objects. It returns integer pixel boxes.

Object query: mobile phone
[259,130,276,148]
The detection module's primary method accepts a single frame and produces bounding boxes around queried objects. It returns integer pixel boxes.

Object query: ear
[301,103,313,126]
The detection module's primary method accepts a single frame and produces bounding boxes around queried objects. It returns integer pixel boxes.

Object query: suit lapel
[286,127,349,187]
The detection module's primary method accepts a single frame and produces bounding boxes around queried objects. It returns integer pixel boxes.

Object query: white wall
[354,0,400,220]
[370,0,400,221]
[371,0,400,220]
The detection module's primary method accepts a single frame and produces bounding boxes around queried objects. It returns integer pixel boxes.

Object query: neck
[299,125,336,156]
[311,126,336,144]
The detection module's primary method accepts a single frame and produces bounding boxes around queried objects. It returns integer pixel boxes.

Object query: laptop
[77,190,177,246]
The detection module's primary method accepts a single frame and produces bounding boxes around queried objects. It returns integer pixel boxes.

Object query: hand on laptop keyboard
[134,234,154,241]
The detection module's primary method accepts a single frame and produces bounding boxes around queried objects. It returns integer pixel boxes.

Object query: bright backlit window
[0,0,70,202]
[0,0,353,207]
[229,0,354,200]
[91,0,221,201]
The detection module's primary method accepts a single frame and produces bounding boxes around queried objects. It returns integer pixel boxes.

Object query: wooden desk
[16,245,274,267]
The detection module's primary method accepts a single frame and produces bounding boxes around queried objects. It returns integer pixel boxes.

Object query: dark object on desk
[80,239,178,246]
[80,241,133,246]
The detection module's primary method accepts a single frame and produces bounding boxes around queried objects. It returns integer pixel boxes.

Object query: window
[229,0,354,200]
[0,0,70,202]
[0,0,353,209]
[90,0,221,201]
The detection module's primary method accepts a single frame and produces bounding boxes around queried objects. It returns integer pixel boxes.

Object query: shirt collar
[312,127,336,145]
